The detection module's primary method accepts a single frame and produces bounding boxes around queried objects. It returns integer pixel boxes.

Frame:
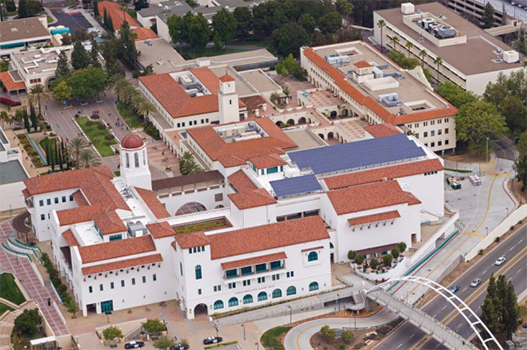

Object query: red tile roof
[324,159,443,190]
[22,189,30,200]
[174,231,210,249]
[303,46,457,124]
[78,235,156,263]
[363,123,401,138]
[219,75,235,82]
[354,60,372,68]
[82,253,163,275]
[132,27,158,41]
[187,118,296,164]
[146,221,175,239]
[0,71,26,91]
[139,67,245,119]
[221,252,287,270]
[93,211,127,235]
[97,1,139,31]
[327,180,417,215]
[347,210,400,226]
[135,187,170,219]
[404,192,422,206]
[228,188,276,209]
[228,170,258,192]
[71,190,89,207]
[249,154,286,169]
[62,229,79,247]
[208,216,329,259]
[301,246,324,252]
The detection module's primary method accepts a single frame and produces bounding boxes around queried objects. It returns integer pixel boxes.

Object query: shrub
[104,135,114,141]
[57,284,67,294]
[354,254,364,265]
[85,120,95,126]
[479,249,484,255]
[320,325,336,342]
[97,123,106,130]
[370,258,380,270]
[383,254,393,267]
[347,250,356,261]
[495,236,500,243]
[510,226,515,231]
[338,345,345,350]
[341,329,354,343]
[91,114,100,119]
[102,326,122,341]
[52,277,62,287]
[391,247,400,260]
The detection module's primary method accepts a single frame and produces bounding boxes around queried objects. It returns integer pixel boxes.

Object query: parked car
[448,285,460,293]
[203,337,223,345]
[470,278,482,287]
[170,343,190,350]
[495,256,506,266]
[124,341,145,349]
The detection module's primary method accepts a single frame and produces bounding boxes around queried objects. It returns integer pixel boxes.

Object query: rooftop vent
[379,93,402,107]
[325,54,350,66]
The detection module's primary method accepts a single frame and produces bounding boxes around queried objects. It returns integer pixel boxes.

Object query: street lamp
[287,305,292,326]
[486,227,489,236]
[241,324,246,341]
[337,293,340,312]
[214,325,219,338]
[255,342,260,350]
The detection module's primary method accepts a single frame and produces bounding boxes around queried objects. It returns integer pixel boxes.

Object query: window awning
[347,210,400,227]
[221,252,287,270]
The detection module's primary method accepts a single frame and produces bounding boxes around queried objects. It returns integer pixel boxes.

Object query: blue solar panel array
[288,134,425,175]
[270,174,322,197]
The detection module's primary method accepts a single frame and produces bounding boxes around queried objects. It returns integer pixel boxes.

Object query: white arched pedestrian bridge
[366,276,503,350]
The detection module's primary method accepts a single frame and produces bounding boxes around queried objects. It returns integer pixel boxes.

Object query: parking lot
[50,8,93,30]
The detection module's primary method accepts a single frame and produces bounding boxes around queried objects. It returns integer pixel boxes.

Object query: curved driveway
[283,308,397,350]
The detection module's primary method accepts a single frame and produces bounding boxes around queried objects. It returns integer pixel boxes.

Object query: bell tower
[218,75,239,124]
[119,134,152,190]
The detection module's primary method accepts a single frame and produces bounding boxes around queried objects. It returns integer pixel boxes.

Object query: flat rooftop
[12,47,73,75]
[312,41,449,116]
[0,17,50,44]
[239,69,281,94]
[136,39,187,74]
[210,66,255,96]
[376,2,526,75]
[285,130,324,150]
[205,49,277,69]
[0,160,28,185]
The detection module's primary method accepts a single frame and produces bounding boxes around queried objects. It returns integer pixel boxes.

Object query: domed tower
[120,134,152,190]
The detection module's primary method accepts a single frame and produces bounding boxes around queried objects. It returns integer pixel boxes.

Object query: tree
[133,0,148,11]
[67,67,108,100]
[518,132,527,155]
[377,19,386,54]
[153,336,175,350]
[354,254,364,265]
[233,7,252,41]
[336,0,353,24]
[102,326,122,341]
[90,39,101,68]
[456,101,507,155]
[419,49,428,62]
[270,23,309,58]
[179,151,203,175]
[188,13,210,52]
[318,11,342,35]
[14,309,42,337]
[503,281,519,340]
[320,325,336,342]
[347,250,356,261]
[0,111,11,128]
[71,41,90,70]
[29,103,38,132]
[405,41,414,58]
[118,20,138,69]
[391,247,400,260]
[137,101,156,119]
[390,35,399,51]
[482,3,495,29]
[0,61,10,72]
[499,96,527,135]
[213,33,223,52]
[93,0,99,17]
[382,254,393,267]
[300,13,316,34]
[23,108,30,133]
[480,296,499,338]
[397,242,407,254]
[53,80,72,104]
[28,84,50,117]
[17,0,28,18]
[433,56,443,81]
[252,1,287,38]
[275,54,303,80]
[370,258,380,270]
[437,81,479,108]
[65,299,79,318]
[56,50,71,78]
[167,14,185,51]
[79,149,101,168]
[515,154,527,191]
[212,8,237,47]
[68,137,88,168]
[142,319,165,335]
[341,329,354,343]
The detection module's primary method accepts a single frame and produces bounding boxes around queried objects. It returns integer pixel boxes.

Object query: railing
[1,243,32,262]
[7,236,40,263]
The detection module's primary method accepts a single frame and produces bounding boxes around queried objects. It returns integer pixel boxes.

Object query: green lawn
[260,326,291,350]
[127,9,137,19]
[46,15,53,24]
[181,47,249,60]
[76,118,117,157]
[117,103,145,129]
[174,218,230,235]
[0,302,14,315]
[229,41,269,48]
[0,273,26,305]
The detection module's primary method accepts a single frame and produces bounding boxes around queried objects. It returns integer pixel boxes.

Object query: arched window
[258,291,267,301]
[214,300,224,310]
[195,265,202,280]
[308,251,318,262]
[309,282,319,291]
[228,297,238,307]
[125,153,130,168]
[134,152,139,168]
[143,150,146,165]
[272,289,282,299]
[330,242,334,248]
[287,286,296,296]
[243,294,253,304]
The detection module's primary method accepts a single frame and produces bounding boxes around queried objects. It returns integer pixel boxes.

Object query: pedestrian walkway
[0,300,39,350]
[0,220,69,336]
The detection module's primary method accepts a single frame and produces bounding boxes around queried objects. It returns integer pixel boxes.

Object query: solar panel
[288,134,425,175]
[270,175,322,197]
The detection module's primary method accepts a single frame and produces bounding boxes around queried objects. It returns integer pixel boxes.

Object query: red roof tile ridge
[79,234,157,263]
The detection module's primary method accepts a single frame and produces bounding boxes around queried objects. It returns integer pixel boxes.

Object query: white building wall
[159,186,228,216]
[156,17,170,43]
[466,67,526,95]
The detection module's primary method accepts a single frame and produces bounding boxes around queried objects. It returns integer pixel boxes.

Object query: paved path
[283,308,397,350]
[0,220,69,336]
[0,300,38,350]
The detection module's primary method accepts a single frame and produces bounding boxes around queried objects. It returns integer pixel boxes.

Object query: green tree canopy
[318,11,342,34]
[437,81,479,108]
[118,20,138,69]
[382,254,393,267]
[167,14,185,48]
[270,23,309,58]
[14,309,42,337]
[233,7,252,40]
[67,67,108,100]
[142,319,165,334]
[252,1,287,38]
[188,13,211,52]
[499,96,527,134]
[153,336,175,350]
[320,325,336,342]
[341,329,354,343]
[212,8,237,46]
[299,13,316,34]
[71,40,90,70]
[53,80,72,103]
[276,54,303,79]
[102,326,122,341]
[482,3,495,29]
[56,50,71,78]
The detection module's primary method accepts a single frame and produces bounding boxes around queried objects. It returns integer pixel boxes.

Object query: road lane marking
[508,276,513,282]
[441,306,447,311]
[510,246,515,251]
[462,287,467,292]
[409,333,415,339]
[482,269,487,274]
[517,268,522,274]
[519,239,524,244]
[433,314,437,318]
[397,343,403,349]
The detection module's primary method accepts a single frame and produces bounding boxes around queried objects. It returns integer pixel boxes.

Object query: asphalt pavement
[373,224,527,350]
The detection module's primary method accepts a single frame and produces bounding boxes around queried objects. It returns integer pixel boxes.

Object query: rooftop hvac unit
[420,18,435,29]
[185,88,198,96]
[127,221,147,237]
[379,92,402,107]
[435,26,456,39]
[384,72,403,80]
[503,50,519,63]
[325,54,350,66]
[401,3,415,14]
[179,75,192,88]
[372,66,384,79]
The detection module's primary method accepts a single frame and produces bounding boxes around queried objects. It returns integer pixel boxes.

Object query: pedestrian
[45,105,48,110]
[47,298,51,306]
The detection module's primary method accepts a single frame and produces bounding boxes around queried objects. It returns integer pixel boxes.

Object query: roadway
[373,224,527,350]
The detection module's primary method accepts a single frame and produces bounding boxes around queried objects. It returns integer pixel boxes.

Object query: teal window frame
[308,251,318,262]
[226,269,238,278]
[287,286,296,295]
[258,292,267,301]
[256,263,268,273]
[270,261,282,270]
[241,266,253,276]
[243,294,253,304]
[267,166,279,174]
[214,300,224,310]
[309,282,319,291]
[272,289,282,298]
[195,265,202,280]
[109,234,122,242]
[228,297,238,307]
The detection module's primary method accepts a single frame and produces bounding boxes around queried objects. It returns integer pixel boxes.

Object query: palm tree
[377,20,386,54]
[68,137,89,168]
[111,76,131,102]
[405,41,414,58]
[79,149,102,169]
[0,111,10,128]
[419,49,428,63]
[28,84,50,118]
[121,85,138,105]
[38,120,47,134]
[433,56,443,81]
[137,101,156,119]
[390,36,400,52]
[120,2,128,25]
[13,109,23,126]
